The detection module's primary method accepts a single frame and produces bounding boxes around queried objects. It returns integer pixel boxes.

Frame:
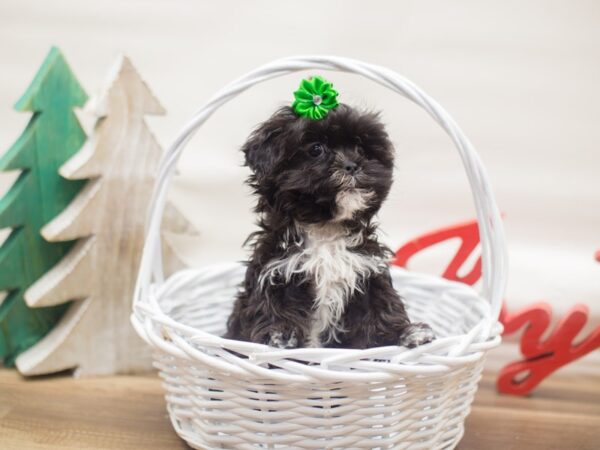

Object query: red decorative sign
[392,220,481,285]
[393,220,600,396]
[498,302,600,395]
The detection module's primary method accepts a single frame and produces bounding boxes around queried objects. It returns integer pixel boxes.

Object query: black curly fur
[224,104,434,349]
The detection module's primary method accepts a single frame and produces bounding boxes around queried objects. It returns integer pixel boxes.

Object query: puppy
[225,104,434,349]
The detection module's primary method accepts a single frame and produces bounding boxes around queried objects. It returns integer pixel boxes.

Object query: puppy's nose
[343,161,359,175]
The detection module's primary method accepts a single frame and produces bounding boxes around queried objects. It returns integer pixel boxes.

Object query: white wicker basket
[132,56,507,450]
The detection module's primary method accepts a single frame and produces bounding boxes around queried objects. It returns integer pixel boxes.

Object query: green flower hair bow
[292,75,339,120]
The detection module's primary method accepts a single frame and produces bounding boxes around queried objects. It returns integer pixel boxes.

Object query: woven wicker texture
[132,56,507,449]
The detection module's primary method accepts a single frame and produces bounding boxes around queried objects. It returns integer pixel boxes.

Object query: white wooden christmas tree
[16,55,196,376]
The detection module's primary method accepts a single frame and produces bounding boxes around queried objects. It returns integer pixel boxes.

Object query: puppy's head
[242,104,394,225]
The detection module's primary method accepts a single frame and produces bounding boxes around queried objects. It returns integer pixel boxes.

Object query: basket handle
[133,55,508,327]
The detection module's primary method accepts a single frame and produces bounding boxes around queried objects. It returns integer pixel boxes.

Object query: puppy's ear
[242,107,295,181]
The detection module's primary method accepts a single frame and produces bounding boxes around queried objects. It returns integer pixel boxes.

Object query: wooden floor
[1,369,599,450]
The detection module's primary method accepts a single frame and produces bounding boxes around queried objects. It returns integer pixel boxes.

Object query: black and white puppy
[225,104,434,349]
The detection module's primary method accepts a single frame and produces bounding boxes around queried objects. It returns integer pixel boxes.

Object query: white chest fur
[259,224,385,346]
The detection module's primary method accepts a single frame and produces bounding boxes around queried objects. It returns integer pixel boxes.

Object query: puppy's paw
[268,330,299,349]
[399,323,435,348]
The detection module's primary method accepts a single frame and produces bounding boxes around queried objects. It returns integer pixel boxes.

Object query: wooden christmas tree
[16,55,195,376]
[0,47,87,366]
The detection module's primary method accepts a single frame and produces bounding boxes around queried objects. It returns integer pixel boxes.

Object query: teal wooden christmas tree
[0,47,87,366]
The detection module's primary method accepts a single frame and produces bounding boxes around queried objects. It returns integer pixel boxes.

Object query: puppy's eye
[309,143,324,157]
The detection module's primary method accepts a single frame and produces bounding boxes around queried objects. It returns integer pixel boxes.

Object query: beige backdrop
[1,1,599,369]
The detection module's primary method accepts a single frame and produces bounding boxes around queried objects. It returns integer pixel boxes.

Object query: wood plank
[1,369,599,449]
[0,369,188,450]
[461,405,600,450]
[459,372,600,450]
[473,372,600,417]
